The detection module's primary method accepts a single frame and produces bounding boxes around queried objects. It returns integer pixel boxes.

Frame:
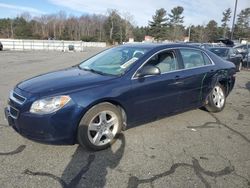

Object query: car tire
[205,83,226,113]
[77,102,122,151]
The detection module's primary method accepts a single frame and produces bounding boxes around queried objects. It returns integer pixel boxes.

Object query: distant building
[128,38,134,43]
[144,36,154,42]
[184,37,190,42]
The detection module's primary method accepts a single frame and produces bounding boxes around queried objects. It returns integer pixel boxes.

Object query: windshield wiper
[82,67,112,76]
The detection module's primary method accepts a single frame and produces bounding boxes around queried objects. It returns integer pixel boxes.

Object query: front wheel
[77,102,122,151]
[205,84,226,113]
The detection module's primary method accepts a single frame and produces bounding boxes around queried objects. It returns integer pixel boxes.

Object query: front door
[129,49,182,122]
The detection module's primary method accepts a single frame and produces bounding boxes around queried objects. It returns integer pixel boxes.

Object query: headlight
[30,95,71,114]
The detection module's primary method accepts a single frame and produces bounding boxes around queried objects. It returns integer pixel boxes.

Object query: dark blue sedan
[5,44,236,150]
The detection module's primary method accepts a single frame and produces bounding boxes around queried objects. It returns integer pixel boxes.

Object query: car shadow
[60,133,125,188]
[23,134,125,188]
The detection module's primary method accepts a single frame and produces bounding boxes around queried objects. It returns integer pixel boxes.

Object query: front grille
[13,92,26,103]
[9,106,19,119]
[10,90,26,105]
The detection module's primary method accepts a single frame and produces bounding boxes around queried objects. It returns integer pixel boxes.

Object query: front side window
[79,46,150,76]
[143,50,178,74]
[180,49,211,68]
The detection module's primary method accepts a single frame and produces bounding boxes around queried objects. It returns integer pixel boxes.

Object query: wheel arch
[78,98,128,130]
[211,69,234,97]
[218,79,228,94]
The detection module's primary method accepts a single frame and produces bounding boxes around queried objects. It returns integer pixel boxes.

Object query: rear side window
[202,53,212,65]
[180,49,211,68]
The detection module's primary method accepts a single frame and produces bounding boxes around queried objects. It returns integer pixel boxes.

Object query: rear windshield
[209,48,229,57]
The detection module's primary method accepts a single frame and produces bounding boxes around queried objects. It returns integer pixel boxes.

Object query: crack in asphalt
[23,154,95,188]
[23,169,68,188]
[187,113,250,143]
[127,157,234,188]
[209,113,250,143]
[0,145,26,156]
[233,171,250,187]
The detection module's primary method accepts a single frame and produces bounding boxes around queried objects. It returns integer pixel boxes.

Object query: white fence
[0,39,106,51]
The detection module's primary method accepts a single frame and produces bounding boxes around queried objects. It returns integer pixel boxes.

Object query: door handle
[174,81,183,85]
[172,75,183,85]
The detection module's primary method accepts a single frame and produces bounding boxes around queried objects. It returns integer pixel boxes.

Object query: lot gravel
[0,49,249,188]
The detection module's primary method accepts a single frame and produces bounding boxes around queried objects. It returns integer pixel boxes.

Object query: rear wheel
[205,84,226,113]
[77,102,122,151]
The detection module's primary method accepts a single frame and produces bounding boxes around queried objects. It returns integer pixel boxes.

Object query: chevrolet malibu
[5,44,236,150]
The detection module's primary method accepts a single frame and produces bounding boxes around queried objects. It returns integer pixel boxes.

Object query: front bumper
[4,102,84,145]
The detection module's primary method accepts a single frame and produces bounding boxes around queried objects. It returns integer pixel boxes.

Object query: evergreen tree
[234,8,250,39]
[206,20,218,42]
[133,26,149,42]
[221,8,231,38]
[12,17,33,39]
[168,6,184,40]
[168,6,184,26]
[148,8,168,41]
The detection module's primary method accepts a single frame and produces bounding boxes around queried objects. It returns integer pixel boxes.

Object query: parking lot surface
[0,50,249,188]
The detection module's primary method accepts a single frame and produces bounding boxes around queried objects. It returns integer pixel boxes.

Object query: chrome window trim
[9,90,27,105]
[131,47,215,80]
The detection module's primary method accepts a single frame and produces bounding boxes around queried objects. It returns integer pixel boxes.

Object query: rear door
[176,48,215,110]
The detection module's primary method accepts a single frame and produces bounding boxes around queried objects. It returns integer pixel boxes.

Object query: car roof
[209,47,231,50]
[122,43,203,50]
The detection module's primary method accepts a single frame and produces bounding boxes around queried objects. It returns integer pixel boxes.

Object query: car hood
[17,67,117,95]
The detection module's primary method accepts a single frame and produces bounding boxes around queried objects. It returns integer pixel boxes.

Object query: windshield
[79,46,150,76]
[209,48,229,57]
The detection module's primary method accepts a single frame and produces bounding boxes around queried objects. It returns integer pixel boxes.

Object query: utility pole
[188,25,191,42]
[231,0,238,40]
[10,20,14,38]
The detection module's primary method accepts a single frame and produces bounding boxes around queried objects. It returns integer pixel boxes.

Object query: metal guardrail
[0,39,106,51]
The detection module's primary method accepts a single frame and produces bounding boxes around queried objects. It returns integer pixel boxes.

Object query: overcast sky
[0,0,249,27]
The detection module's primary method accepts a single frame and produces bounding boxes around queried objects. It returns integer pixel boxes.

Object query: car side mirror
[136,65,161,77]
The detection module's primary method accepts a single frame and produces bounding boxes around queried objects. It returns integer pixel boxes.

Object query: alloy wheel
[87,111,119,146]
[212,86,225,108]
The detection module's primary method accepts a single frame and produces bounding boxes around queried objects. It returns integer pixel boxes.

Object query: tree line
[0,7,249,43]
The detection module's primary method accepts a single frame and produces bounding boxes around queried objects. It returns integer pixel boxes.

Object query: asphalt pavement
[0,49,249,188]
